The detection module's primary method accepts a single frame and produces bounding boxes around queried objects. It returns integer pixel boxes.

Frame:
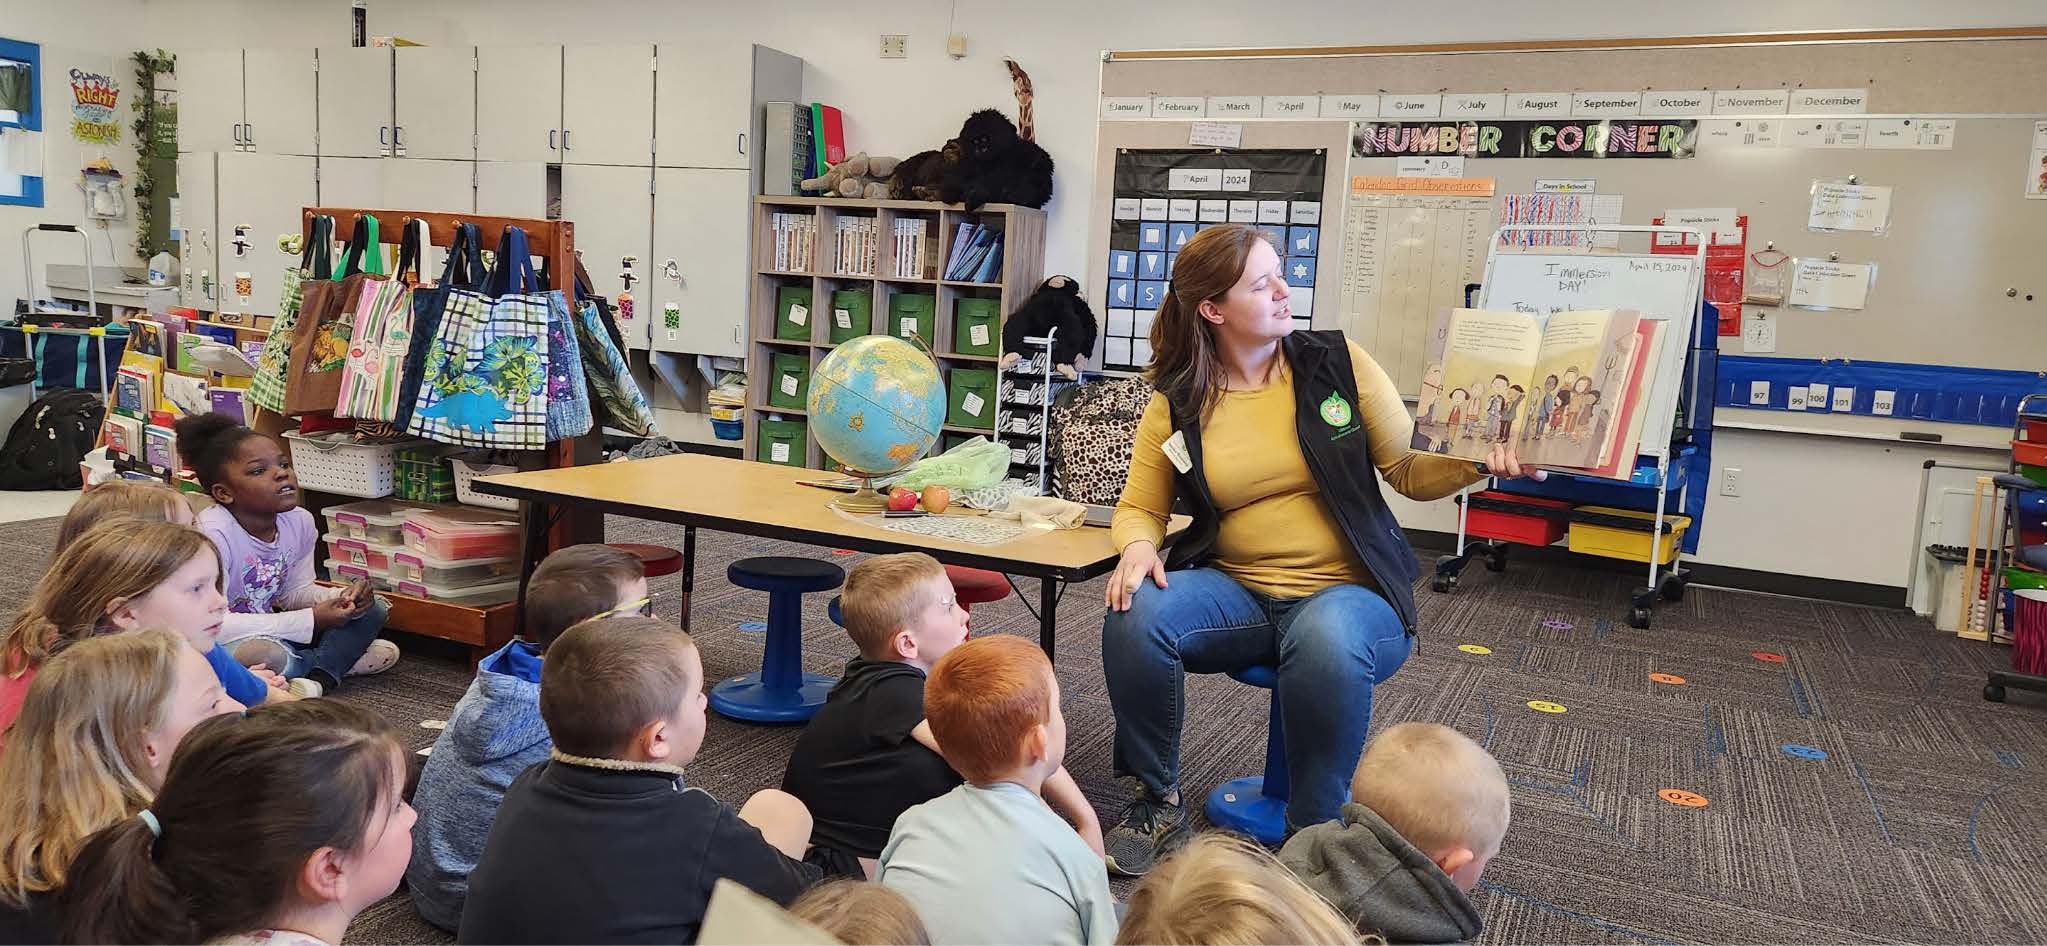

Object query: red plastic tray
[2014,438,2047,468]
[1466,491,1573,547]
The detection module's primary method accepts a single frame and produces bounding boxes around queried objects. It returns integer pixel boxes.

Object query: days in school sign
[1351,120,1698,159]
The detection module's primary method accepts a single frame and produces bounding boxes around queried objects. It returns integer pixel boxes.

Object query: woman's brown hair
[788,879,931,945]
[0,628,187,907]
[1,520,217,676]
[1146,222,1278,424]
[56,699,404,945]
[54,480,191,553]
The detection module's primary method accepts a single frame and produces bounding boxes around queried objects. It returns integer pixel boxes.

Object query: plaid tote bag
[247,214,332,413]
[393,222,482,433]
[405,225,549,449]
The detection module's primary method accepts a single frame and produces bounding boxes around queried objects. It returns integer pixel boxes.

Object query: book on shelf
[762,102,813,197]
[769,212,817,272]
[892,218,931,279]
[1412,307,1660,479]
[945,226,1003,282]
[833,216,879,276]
[809,104,845,181]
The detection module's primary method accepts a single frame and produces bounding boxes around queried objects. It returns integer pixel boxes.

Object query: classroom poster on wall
[67,68,120,144]
[1339,176,1493,395]
[2027,120,2047,199]
[1105,148,1327,372]
[1351,119,1698,160]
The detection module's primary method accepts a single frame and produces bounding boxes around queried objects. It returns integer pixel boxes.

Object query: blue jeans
[1102,568,1413,831]
[237,598,389,684]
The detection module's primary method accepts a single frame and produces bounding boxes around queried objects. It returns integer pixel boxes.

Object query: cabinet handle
[563,129,572,151]
[736,133,746,155]
[244,123,254,148]
[549,129,558,151]
[231,123,243,145]
[379,126,389,147]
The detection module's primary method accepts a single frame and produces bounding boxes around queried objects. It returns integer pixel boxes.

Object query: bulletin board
[1090,29,2047,438]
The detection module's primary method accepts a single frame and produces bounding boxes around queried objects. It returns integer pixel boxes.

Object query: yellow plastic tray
[1567,505,1692,565]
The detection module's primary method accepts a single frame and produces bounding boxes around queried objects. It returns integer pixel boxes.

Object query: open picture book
[1413,308,1666,479]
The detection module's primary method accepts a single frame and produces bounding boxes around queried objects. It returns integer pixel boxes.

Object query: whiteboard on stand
[1477,229,1704,466]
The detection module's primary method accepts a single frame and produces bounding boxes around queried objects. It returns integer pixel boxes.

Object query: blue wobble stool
[1205,665,1289,846]
[712,557,845,724]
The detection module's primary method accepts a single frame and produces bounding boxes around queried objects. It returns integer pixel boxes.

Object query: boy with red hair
[877,635,1118,945]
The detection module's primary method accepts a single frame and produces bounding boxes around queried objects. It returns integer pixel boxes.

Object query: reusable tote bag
[570,267,656,436]
[336,218,428,421]
[540,262,593,441]
[406,225,549,449]
[393,222,483,433]
[284,214,386,415]
[247,214,333,414]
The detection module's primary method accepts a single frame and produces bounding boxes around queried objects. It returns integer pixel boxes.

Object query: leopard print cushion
[1048,376,1154,505]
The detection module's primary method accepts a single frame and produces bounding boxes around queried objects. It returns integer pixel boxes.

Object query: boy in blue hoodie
[407,544,647,932]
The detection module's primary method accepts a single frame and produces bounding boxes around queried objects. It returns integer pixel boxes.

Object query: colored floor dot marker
[1658,788,1709,808]
[1458,644,1492,655]
[1543,619,1574,630]
[1526,700,1568,714]
[1752,651,1787,663]
[1649,672,1687,685]
[738,621,768,633]
[419,719,448,731]
[831,548,857,556]
[1780,744,1828,760]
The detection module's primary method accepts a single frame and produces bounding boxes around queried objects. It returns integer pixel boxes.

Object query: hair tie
[137,809,162,838]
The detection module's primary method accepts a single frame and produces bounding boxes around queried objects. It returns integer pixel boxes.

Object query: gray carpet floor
[3,512,2044,945]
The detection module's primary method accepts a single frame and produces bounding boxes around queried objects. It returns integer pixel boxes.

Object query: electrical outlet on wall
[880,34,907,58]
[1720,467,1741,497]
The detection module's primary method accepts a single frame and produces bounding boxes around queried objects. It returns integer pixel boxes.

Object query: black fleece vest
[1162,330,1422,632]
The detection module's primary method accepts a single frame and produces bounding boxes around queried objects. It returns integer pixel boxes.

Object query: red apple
[887,487,920,512]
[921,485,952,514]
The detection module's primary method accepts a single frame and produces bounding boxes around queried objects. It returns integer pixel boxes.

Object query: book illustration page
[1415,308,1541,462]
[1519,309,1639,469]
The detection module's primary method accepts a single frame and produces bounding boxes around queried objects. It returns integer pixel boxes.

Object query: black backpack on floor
[0,387,107,491]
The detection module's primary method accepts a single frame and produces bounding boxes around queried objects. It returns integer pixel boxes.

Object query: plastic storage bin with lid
[323,499,435,546]
[326,536,402,575]
[326,560,396,592]
[391,547,519,587]
[396,575,521,607]
[403,507,521,561]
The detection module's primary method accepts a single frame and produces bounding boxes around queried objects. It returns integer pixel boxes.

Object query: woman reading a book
[1095,223,1523,877]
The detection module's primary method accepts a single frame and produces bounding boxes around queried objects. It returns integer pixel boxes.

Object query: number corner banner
[1352,120,1699,160]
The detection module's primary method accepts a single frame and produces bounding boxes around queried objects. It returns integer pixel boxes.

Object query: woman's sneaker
[348,639,401,677]
[1103,786,1190,876]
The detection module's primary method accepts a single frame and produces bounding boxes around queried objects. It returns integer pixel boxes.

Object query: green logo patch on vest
[1319,392,1354,428]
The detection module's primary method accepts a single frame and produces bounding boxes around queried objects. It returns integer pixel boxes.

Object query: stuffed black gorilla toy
[938,109,1053,211]
[1001,276,1098,379]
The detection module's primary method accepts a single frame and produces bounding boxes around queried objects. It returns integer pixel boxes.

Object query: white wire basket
[281,432,401,499]
[451,457,521,511]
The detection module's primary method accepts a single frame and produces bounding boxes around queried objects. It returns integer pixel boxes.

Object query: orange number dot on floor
[1649,672,1687,685]
[1752,651,1788,663]
[1458,644,1492,655]
[1658,788,1710,807]
[1526,700,1568,714]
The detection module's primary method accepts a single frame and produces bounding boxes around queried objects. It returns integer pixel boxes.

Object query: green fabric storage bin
[888,292,937,345]
[768,353,811,410]
[776,285,815,341]
[942,433,976,454]
[953,297,1001,356]
[757,418,807,467]
[947,367,997,430]
[828,288,875,344]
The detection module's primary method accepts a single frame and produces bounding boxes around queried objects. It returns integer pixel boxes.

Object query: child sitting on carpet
[459,617,820,944]
[1279,722,1509,944]
[788,879,931,945]
[58,700,413,946]
[0,628,243,943]
[53,479,194,553]
[175,413,397,700]
[1,520,288,738]
[408,543,648,932]
[1117,832,1366,945]
[782,552,1102,879]
[878,635,1118,945]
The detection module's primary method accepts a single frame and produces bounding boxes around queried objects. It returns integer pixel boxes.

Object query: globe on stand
[805,334,947,513]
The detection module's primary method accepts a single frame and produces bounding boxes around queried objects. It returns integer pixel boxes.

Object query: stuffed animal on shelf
[939,109,1053,210]
[888,140,959,201]
[1001,276,1098,380]
[801,153,902,199]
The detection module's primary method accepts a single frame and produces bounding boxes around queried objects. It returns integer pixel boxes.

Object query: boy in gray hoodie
[406,544,647,932]
[1279,723,1510,944]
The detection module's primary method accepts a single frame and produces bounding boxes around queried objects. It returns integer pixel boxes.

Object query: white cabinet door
[241,49,318,156]
[475,161,548,218]
[381,159,474,215]
[315,47,393,159]
[214,153,316,320]
[315,156,383,211]
[394,46,476,161]
[650,168,749,355]
[653,41,752,170]
[476,46,561,163]
[175,153,218,312]
[175,50,243,154]
[561,166,653,345]
[561,45,654,167]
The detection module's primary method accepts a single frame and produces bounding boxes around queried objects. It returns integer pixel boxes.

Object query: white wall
[126,0,2045,588]
[0,4,147,311]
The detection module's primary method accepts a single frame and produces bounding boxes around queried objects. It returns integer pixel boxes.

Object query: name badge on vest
[1161,430,1193,473]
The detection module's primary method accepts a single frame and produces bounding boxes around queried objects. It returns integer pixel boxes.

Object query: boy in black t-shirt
[460,617,820,945]
[782,553,1103,878]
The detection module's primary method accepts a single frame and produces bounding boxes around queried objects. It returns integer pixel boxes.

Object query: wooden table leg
[1040,577,1058,660]
[513,499,552,642]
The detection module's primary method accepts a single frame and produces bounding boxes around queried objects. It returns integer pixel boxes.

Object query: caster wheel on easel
[1628,606,1653,629]
[1984,683,2007,703]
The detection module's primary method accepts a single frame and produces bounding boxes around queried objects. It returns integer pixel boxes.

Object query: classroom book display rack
[1430,224,1712,630]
